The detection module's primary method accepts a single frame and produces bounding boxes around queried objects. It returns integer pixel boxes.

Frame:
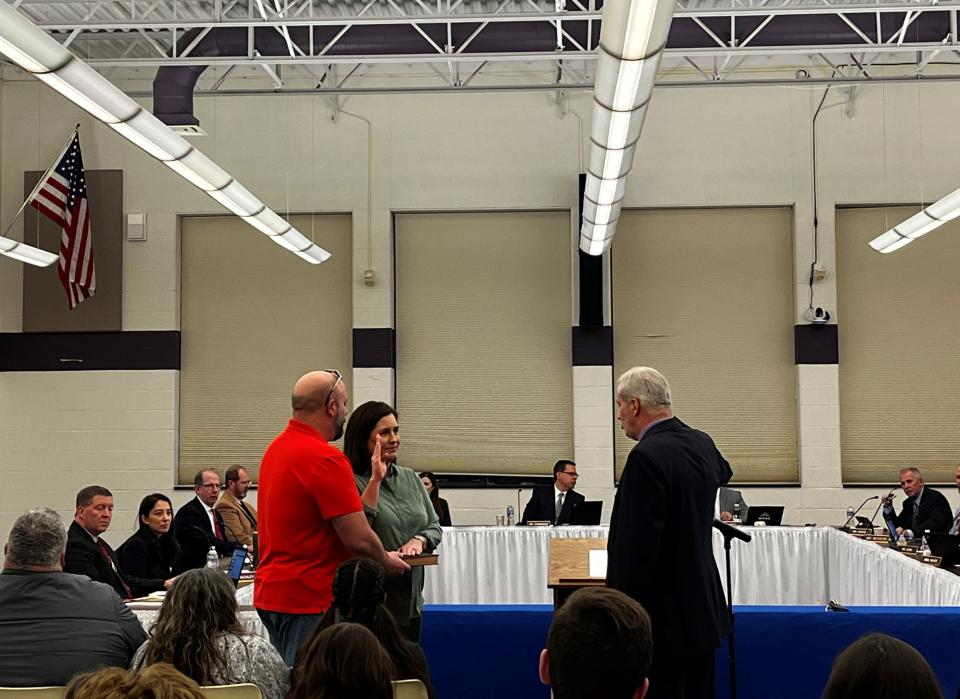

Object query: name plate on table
[402,553,439,567]
[863,534,892,544]
[527,521,552,527]
[907,553,942,567]
[899,545,920,554]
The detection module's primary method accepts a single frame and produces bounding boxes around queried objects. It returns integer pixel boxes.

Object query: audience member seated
[949,465,960,535]
[521,460,585,525]
[304,557,436,698]
[215,465,258,549]
[173,469,237,574]
[0,508,146,686]
[66,663,206,699]
[419,471,452,527]
[718,486,748,522]
[130,567,288,699]
[118,493,178,581]
[881,467,953,539]
[288,623,395,699]
[821,632,944,699]
[539,587,652,699]
[64,485,173,599]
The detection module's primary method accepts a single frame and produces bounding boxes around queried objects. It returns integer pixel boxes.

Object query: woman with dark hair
[343,401,442,643]
[304,557,436,699]
[288,623,395,699]
[130,568,288,699]
[118,493,179,581]
[419,471,452,527]
[821,632,944,699]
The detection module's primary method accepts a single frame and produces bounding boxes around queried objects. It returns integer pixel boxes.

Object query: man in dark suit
[173,469,236,574]
[0,508,146,686]
[521,460,586,525]
[64,485,172,598]
[607,367,732,699]
[718,486,748,522]
[881,467,953,539]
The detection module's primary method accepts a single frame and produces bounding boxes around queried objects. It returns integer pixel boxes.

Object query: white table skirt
[130,600,267,640]
[422,525,960,606]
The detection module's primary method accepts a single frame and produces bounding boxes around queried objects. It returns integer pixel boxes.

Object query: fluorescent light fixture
[591,104,645,151]
[165,151,233,192]
[292,244,332,264]
[868,230,911,254]
[584,173,628,205]
[579,222,616,255]
[594,49,657,112]
[599,0,675,60]
[36,59,140,124]
[243,209,292,237]
[0,4,71,73]
[110,111,192,162]
[207,182,264,218]
[588,144,636,181]
[0,236,58,266]
[271,229,311,251]
[582,199,622,226]
[925,188,960,222]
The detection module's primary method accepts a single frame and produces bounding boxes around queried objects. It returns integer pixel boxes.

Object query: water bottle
[846,506,855,526]
[732,502,742,524]
[506,505,515,527]
[921,530,931,555]
[206,546,219,569]
[897,531,907,548]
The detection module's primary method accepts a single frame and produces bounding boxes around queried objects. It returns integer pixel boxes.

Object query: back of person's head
[66,663,206,699]
[821,633,944,699]
[541,587,653,699]
[143,568,242,684]
[288,623,395,699]
[5,508,66,568]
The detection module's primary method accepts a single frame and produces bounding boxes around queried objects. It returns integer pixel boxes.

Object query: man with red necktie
[172,469,237,574]
[64,485,174,598]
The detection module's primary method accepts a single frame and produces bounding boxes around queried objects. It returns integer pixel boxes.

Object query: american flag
[28,133,96,309]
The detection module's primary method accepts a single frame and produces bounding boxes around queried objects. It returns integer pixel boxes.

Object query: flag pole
[1,124,80,240]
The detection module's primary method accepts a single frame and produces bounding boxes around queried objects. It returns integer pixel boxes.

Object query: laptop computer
[743,505,784,526]
[227,545,248,587]
[568,500,602,526]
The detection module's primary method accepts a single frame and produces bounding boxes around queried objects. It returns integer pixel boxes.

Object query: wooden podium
[547,537,607,609]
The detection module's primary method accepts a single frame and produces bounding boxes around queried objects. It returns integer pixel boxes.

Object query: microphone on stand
[843,496,878,530]
[870,487,899,525]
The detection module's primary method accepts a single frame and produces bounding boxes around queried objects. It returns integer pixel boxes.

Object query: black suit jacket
[887,487,953,536]
[173,497,236,574]
[64,521,163,598]
[606,417,733,659]
[521,485,585,525]
[117,527,178,580]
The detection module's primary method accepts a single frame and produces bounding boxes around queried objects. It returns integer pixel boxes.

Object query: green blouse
[355,464,443,626]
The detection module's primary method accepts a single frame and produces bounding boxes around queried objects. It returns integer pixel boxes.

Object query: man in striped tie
[172,469,237,573]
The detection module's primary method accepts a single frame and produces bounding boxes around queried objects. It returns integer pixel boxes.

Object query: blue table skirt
[421,605,960,699]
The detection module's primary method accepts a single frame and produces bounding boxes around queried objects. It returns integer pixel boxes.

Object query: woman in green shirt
[344,401,443,643]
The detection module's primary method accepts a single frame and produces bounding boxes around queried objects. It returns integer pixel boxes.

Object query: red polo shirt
[254,419,362,613]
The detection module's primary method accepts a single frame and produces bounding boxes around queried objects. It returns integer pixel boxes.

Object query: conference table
[422,524,960,605]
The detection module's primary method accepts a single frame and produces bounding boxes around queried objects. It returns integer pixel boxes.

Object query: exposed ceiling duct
[152,11,954,128]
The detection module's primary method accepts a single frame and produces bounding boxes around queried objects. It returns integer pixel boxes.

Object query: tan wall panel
[612,207,798,483]
[178,214,352,485]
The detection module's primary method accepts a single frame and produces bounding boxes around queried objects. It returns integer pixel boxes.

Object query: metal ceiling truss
[4,0,960,89]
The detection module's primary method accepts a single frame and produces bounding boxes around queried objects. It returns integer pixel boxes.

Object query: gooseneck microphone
[870,487,899,524]
[845,495,878,528]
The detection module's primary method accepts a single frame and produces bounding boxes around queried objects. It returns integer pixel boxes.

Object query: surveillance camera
[804,307,831,324]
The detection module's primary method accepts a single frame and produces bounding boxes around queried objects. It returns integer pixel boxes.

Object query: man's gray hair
[6,508,67,567]
[616,366,672,409]
[900,466,922,479]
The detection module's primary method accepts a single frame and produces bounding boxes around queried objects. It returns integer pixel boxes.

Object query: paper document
[588,549,608,578]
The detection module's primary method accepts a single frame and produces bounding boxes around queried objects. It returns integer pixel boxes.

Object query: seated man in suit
[215,464,258,549]
[950,465,960,535]
[173,469,236,574]
[718,486,748,522]
[64,485,173,598]
[0,508,147,686]
[881,466,953,539]
[539,586,652,699]
[521,460,585,525]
